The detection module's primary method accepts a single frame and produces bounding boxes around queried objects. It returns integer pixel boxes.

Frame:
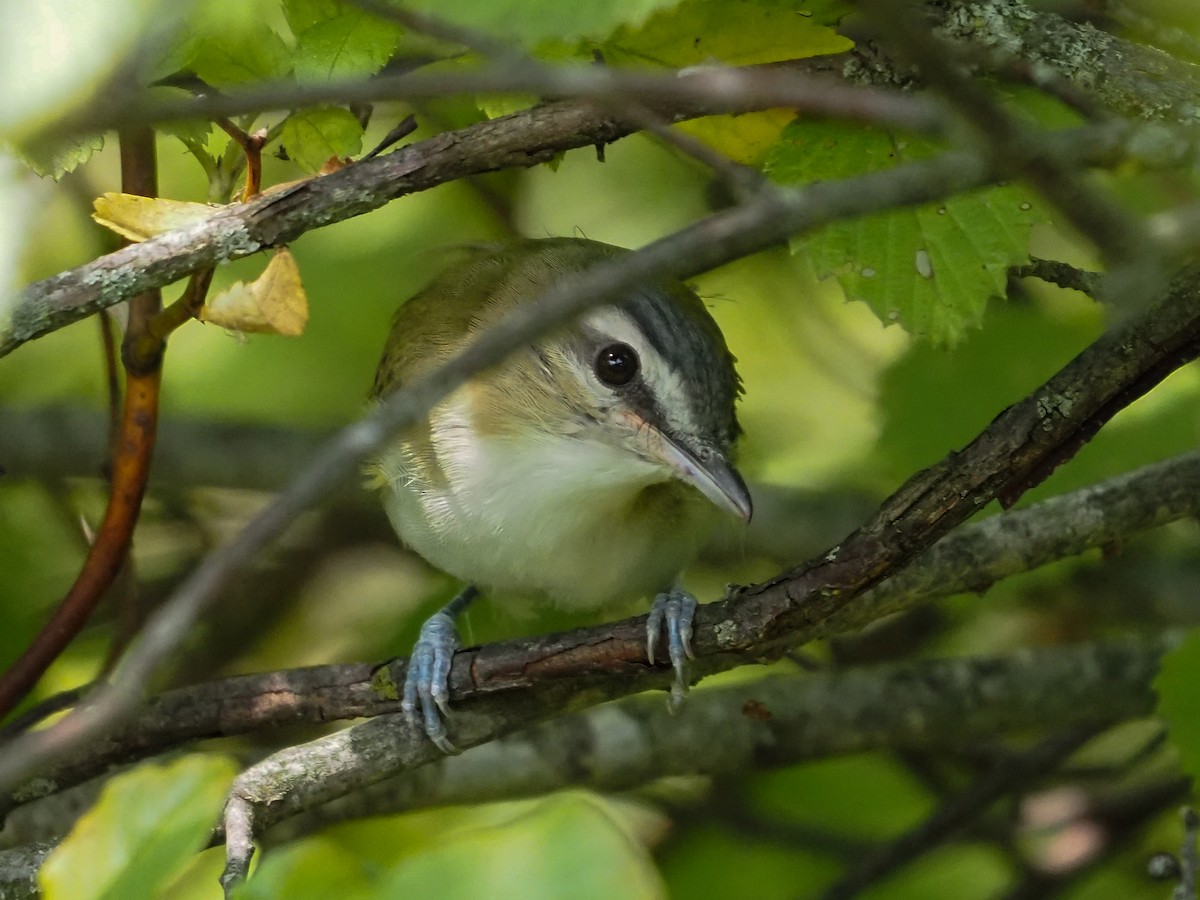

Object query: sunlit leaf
[293,8,403,81]
[403,0,685,45]
[766,120,1045,345]
[282,106,364,172]
[16,133,104,180]
[39,755,237,900]
[201,248,309,336]
[92,193,217,242]
[376,793,666,900]
[188,17,292,86]
[602,0,851,163]
[675,110,795,165]
[604,0,851,68]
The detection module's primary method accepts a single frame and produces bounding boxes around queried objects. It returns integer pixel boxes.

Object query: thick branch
[261,637,1163,843]
[203,255,1200,880]
[4,67,1186,359]
[5,447,1197,817]
[218,638,1163,859]
[3,60,935,359]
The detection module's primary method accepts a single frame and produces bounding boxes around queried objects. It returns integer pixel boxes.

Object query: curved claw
[402,609,462,754]
[647,588,699,711]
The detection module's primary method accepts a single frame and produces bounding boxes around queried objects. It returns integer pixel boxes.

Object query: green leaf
[293,9,403,81]
[40,755,238,900]
[765,120,1045,345]
[189,19,292,86]
[282,0,344,33]
[1155,628,1200,781]
[16,133,105,179]
[282,106,364,171]
[232,837,374,900]
[603,0,852,68]
[377,793,666,899]
[597,0,852,162]
[403,0,686,45]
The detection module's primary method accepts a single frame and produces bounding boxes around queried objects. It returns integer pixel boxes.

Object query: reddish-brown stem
[0,128,165,720]
[0,368,161,718]
[217,118,266,201]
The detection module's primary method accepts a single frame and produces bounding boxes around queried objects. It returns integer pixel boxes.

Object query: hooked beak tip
[734,486,754,525]
[620,412,751,524]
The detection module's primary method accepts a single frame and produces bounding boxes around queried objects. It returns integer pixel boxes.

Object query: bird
[368,237,751,752]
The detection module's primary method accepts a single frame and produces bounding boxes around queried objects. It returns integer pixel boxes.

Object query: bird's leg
[403,584,478,754]
[646,585,698,711]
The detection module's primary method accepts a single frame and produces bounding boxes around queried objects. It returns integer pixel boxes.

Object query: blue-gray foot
[402,585,478,754]
[646,587,698,710]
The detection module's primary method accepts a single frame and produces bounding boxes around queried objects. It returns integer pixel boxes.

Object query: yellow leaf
[92,193,216,242]
[200,248,308,336]
[676,109,796,165]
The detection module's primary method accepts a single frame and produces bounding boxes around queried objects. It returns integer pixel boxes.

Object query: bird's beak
[631,416,753,523]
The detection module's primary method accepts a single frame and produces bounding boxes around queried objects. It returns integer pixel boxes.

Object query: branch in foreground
[258,637,1164,845]
[0,637,1166,880]
[7,50,1191,359]
[0,104,1136,796]
[217,637,1163,887]
[5,441,1200,822]
[209,255,1200,885]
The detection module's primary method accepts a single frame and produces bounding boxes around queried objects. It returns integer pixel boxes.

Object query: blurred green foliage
[2,0,1200,897]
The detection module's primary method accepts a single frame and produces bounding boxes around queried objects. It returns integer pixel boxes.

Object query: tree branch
[4,446,1196,823]
[261,638,1164,846]
[198,251,1200,884]
[5,62,1190,359]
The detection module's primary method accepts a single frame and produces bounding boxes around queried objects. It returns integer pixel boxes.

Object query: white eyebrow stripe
[580,307,701,440]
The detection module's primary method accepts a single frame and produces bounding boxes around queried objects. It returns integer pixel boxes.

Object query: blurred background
[4,0,1200,896]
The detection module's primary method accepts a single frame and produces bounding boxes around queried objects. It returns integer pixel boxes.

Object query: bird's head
[373,238,751,524]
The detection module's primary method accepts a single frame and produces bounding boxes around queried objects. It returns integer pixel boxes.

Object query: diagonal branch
[0,121,1148,800]
[207,256,1200,885]
[1,92,1167,359]
[4,445,1198,816]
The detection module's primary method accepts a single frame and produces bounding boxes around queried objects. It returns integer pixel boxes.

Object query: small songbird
[369,237,751,752]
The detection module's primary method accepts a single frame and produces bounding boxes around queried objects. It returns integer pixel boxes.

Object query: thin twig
[1010,256,1104,297]
[215,118,267,202]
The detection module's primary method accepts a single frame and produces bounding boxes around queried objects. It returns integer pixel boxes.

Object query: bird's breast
[378,395,716,609]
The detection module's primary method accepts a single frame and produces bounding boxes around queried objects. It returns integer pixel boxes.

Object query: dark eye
[594,342,639,387]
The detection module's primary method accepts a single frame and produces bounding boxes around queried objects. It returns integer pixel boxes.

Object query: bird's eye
[594,342,640,387]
